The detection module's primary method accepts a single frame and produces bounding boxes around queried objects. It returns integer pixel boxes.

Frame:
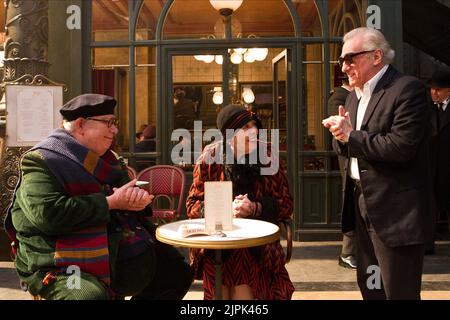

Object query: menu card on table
[204,181,233,234]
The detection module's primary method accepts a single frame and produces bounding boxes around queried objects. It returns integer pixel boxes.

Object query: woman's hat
[428,68,450,88]
[216,104,262,134]
[60,94,116,121]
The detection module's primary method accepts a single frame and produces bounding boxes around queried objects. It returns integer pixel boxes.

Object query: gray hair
[343,27,395,65]
[62,119,76,132]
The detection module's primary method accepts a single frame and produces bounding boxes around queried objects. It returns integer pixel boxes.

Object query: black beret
[216,104,262,135]
[60,94,116,121]
[429,68,450,88]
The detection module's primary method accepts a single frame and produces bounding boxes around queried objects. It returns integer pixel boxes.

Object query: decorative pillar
[3,0,49,83]
[0,0,49,227]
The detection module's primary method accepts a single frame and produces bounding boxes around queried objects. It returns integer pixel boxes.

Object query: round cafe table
[156,218,280,300]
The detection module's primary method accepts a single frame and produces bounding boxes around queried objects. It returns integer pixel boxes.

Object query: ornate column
[0,0,49,227]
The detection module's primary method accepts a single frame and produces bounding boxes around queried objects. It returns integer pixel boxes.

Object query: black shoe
[339,255,357,270]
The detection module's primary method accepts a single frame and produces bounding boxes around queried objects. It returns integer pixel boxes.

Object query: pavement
[1,240,449,300]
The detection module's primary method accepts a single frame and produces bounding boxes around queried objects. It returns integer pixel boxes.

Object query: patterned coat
[186,142,295,300]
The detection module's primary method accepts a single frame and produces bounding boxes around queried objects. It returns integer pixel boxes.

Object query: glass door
[272,50,289,169]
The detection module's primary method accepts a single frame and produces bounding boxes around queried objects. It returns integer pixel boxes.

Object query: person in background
[322,27,433,299]
[136,124,148,142]
[328,72,357,270]
[5,94,193,300]
[186,104,294,300]
[174,87,197,130]
[135,124,156,153]
[427,67,450,254]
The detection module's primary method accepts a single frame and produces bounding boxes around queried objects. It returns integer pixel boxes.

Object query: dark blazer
[430,102,450,211]
[333,65,434,247]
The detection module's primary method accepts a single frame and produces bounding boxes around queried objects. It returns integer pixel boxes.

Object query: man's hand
[322,105,353,143]
[232,194,256,218]
[107,179,155,211]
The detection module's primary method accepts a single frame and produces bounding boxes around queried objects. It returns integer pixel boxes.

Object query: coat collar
[348,65,399,129]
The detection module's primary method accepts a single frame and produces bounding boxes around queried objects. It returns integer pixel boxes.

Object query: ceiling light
[209,0,243,17]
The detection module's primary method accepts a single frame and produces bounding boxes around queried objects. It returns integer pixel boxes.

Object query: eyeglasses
[338,50,375,67]
[85,117,119,128]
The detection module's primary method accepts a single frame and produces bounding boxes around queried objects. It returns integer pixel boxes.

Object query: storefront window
[134,46,157,169]
[328,0,368,37]
[303,44,324,152]
[163,0,220,39]
[92,0,129,42]
[293,0,322,37]
[233,0,295,38]
[136,0,167,40]
[163,0,294,40]
[91,47,129,151]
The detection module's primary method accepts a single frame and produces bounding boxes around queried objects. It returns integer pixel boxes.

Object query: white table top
[155,218,280,249]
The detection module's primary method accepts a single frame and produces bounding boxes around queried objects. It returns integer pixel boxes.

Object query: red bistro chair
[126,165,137,180]
[136,165,186,221]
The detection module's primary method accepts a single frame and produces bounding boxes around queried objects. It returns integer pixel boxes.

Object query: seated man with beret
[4,93,193,300]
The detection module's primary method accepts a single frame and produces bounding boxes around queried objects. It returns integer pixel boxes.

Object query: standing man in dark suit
[322,27,433,300]
[428,68,450,252]
[328,74,357,270]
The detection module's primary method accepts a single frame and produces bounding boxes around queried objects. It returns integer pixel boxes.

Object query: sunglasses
[86,117,119,128]
[338,50,375,68]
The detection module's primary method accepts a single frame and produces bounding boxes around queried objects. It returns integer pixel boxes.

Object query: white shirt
[437,97,449,111]
[349,64,389,180]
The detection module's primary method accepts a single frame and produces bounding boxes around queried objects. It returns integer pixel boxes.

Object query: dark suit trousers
[354,184,425,300]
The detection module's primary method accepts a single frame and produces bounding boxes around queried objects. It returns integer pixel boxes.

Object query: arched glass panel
[293,0,322,37]
[328,0,368,37]
[163,0,221,39]
[232,0,295,38]
[163,0,295,39]
[92,0,129,42]
[136,0,167,40]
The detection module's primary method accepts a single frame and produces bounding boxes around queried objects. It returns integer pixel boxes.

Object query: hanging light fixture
[212,87,223,105]
[215,55,223,65]
[230,51,243,64]
[195,48,269,65]
[251,48,269,61]
[209,0,243,17]
[202,55,215,63]
[242,87,255,104]
[243,50,256,63]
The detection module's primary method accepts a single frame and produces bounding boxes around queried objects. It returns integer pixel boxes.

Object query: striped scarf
[29,129,147,286]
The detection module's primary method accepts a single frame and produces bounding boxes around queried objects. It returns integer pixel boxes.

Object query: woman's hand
[107,179,155,211]
[232,194,256,218]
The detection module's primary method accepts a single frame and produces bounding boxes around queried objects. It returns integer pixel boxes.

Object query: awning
[403,0,450,65]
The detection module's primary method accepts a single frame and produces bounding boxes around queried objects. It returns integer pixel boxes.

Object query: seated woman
[186,104,294,300]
